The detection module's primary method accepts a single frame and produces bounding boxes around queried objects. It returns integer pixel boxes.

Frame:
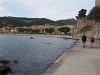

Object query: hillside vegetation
[0,17,77,27]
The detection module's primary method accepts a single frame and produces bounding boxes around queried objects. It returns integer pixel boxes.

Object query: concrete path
[42,40,100,75]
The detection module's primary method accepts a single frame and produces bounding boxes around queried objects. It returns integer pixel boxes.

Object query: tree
[32,29,40,34]
[58,27,70,34]
[18,28,25,33]
[87,6,100,20]
[76,9,87,19]
[18,28,33,33]
[45,27,54,34]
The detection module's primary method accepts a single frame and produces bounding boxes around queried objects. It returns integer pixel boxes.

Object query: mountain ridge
[0,17,77,27]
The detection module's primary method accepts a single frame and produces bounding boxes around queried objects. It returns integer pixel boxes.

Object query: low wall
[95,38,100,44]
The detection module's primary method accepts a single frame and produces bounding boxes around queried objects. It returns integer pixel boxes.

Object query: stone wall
[77,19,100,38]
[96,0,100,6]
[76,18,93,32]
[77,18,86,32]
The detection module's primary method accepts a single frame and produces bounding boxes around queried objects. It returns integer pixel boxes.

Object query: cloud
[19,0,79,20]
[0,0,15,16]
[0,6,10,16]
[0,0,95,20]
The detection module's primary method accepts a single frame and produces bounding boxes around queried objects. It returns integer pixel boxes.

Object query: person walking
[81,34,87,48]
[89,35,95,47]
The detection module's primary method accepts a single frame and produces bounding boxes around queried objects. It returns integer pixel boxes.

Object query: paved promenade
[42,39,100,75]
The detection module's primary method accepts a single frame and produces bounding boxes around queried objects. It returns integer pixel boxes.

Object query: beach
[41,38,100,75]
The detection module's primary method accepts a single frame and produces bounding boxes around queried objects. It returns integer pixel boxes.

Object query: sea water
[0,34,76,75]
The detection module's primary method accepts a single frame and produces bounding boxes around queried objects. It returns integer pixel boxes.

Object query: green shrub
[58,27,70,34]
[80,25,92,33]
[45,27,55,34]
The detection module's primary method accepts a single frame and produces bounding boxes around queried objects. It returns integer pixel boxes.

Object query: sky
[0,0,95,21]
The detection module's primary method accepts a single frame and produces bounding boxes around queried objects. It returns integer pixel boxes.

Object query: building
[95,0,100,6]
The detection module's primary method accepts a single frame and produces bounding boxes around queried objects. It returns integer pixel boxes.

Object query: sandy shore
[41,39,100,75]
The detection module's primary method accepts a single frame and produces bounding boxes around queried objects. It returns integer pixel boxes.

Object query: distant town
[0,17,77,35]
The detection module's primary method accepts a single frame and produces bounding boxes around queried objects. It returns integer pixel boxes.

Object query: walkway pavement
[42,39,100,75]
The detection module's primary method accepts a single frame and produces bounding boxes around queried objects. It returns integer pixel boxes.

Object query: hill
[56,18,77,25]
[0,17,77,27]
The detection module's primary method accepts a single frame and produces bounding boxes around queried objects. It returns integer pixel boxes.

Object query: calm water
[0,34,76,75]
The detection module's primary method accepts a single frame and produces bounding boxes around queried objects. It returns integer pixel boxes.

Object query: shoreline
[41,39,79,75]
[41,38,100,75]
[0,33,79,75]
[0,33,77,39]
